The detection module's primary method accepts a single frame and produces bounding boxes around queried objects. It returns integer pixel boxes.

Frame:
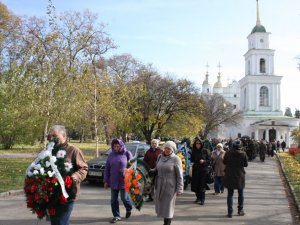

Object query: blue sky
[2,0,300,112]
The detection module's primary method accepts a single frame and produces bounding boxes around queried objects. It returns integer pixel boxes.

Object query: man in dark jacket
[223,140,248,218]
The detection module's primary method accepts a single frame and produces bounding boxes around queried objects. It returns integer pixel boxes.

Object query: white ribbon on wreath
[26,141,69,199]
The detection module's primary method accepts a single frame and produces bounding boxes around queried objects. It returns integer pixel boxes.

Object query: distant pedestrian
[223,140,248,218]
[211,143,226,195]
[281,141,286,152]
[104,139,133,224]
[153,141,183,225]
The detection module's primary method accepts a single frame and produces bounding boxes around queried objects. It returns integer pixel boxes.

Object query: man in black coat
[223,140,248,218]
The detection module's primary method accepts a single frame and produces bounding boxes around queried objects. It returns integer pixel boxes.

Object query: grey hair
[50,125,67,138]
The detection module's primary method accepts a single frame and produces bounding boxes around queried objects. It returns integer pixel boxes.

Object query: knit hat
[151,139,160,145]
[164,141,177,152]
[216,143,223,149]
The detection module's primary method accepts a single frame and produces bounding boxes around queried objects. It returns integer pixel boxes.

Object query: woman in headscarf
[190,137,211,205]
[153,140,183,225]
[104,139,133,223]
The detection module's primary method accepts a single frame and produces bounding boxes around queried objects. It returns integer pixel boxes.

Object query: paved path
[0,156,295,225]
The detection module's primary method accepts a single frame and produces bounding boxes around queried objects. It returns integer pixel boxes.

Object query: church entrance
[269,128,276,142]
[263,128,276,142]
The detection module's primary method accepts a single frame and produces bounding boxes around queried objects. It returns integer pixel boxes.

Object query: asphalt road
[0,156,296,225]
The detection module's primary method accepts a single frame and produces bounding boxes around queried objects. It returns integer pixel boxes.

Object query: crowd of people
[44,125,287,225]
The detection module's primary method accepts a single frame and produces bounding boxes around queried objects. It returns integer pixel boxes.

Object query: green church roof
[251,24,266,34]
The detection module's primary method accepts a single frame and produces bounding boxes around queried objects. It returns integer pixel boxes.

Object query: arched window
[260,58,266,73]
[259,86,268,106]
[248,61,251,75]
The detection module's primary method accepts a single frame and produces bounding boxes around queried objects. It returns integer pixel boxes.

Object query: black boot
[164,218,172,225]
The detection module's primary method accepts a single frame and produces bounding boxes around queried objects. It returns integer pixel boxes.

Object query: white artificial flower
[47,171,56,177]
[27,171,33,177]
[64,162,73,172]
[34,164,42,170]
[33,170,39,175]
[56,150,66,158]
[51,156,57,163]
[40,168,45,175]
[45,161,51,167]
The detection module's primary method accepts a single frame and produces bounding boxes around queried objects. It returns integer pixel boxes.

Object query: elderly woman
[211,143,226,195]
[154,141,183,225]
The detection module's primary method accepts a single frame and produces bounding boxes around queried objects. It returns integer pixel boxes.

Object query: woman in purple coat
[104,139,133,223]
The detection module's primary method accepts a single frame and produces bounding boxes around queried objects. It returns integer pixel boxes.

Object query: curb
[0,190,24,198]
[276,155,300,213]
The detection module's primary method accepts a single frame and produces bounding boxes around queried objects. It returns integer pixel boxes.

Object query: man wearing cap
[153,140,183,225]
[211,143,226,195]
[143,139,163,202]
[223,140,248,218]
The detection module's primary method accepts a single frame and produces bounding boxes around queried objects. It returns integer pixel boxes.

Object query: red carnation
[36,209,46,218]
[34,193,41,201]
[27,201,33,208]
[47,186,53,192]
[45,178,50,183]
[59,194,67,204]
[42,185,47,191]
[64,176,73,189]
[51,177,58,184]
[30,185,37,193]
[44,195,49,202]
[47,207,56,216]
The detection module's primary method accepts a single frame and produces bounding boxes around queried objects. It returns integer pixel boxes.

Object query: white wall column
[276,129,280,141]
[255,129,259,140]
[265,128,269,142]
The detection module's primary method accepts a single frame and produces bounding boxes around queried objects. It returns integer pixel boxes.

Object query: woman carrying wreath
[104,139,133,223]
[153,141,183,225]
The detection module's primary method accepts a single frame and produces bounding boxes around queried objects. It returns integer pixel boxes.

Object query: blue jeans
[50,201,74,225]
[111,189,132,218]
[214,176,224,193]
[227,189,244,214]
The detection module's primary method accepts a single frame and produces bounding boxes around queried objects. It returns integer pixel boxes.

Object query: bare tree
[199,93,243,139]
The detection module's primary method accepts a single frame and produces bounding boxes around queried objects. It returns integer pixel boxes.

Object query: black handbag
[206,164,215,184]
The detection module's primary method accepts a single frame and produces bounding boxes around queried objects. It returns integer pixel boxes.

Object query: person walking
[190,137,211,205]
[223,140,248,218]
[281,140,286,152]
[153,141,183,225]
[143,139,163,202]
[211,143,226,195]
[48,125,88,225]
[104,139,133,223]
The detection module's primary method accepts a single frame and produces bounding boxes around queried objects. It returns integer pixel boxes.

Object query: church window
[233,105,236,109]
[260,58,266,73]
[259,86,269,106]
[248,61,250,75]
[207,88,209,93]
[234,94,237,98]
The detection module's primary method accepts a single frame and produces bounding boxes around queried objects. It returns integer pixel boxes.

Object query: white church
[202,0,299,147]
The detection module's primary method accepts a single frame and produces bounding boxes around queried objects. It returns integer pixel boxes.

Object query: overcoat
[154,152,183,218]
[190,148,210,193]
[223,149,248,189]
[211,149,226,176]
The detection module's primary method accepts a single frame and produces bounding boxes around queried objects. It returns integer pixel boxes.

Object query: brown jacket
[64,143,88,198]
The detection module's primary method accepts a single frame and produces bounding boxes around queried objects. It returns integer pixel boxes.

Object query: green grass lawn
[0,141,110,193]
[0,141,109,156]
[0,158,34,193]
